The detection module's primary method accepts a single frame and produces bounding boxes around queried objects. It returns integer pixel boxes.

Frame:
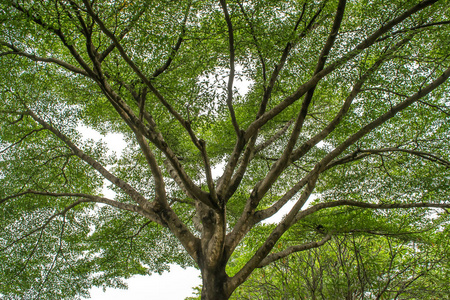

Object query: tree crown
[1,0,449,299]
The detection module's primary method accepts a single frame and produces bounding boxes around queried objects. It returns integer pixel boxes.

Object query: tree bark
[200,266,229,300]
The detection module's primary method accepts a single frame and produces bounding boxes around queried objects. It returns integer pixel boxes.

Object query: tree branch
[216,1,325,200]
[2,199,91,251]
[0,128,45,154]
[235,21,403,235]
[290,34,414,163]
[26,109,156,213]
[1,188,163,222]
[228,62,449,290]
[133,132,168,205]
[252,175,310,224]
[134,132,201,262]
[227,173,319,291]
[99,6,148,62]
[259,0,325,117]
[220,118,295,202]
[10,2,98,79]
[151,2,191,78]
[236,0,268,85]
[418,99,450,116]
[376,20,450,42]
[294,200,450,224]
[243,0,439,141]
[257,234,332,268]
[326,147,450,170]
[315,64,450,175]
[90,54,214,209]
[254,119,295,154]
[219,0,240,136]
[82,1,217,207]
[81,0,200,144]
[0,41,89,76]
[252,0,347,209]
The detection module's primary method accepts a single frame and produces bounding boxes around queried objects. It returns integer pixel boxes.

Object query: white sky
[86,265,201,300]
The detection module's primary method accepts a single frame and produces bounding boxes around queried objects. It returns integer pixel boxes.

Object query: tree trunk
[200,267,230,300]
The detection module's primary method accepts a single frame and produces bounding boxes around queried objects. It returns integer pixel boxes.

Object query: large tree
[1,0,449,299]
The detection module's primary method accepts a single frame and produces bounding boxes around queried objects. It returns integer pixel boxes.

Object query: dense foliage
[1,0,449,299]
[231,216,450,299]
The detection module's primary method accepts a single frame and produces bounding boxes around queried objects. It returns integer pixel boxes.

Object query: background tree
[1,0,449,299]
[229,210,450,299]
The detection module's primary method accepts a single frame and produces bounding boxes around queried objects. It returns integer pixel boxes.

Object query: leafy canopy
[1,0,449,299]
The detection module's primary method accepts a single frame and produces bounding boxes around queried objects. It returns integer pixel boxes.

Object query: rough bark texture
[200,266,230,300]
